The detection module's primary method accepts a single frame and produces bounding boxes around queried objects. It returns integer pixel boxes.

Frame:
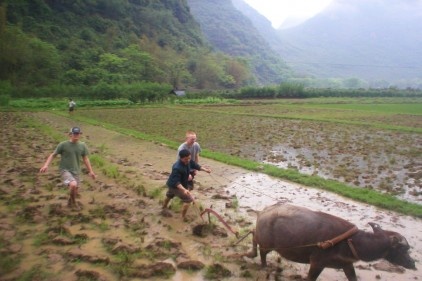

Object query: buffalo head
[369,222,416,269]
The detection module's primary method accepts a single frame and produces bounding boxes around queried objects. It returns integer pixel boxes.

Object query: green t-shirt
[54,140,89,175]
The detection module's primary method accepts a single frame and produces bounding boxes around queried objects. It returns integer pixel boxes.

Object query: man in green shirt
[40,127,96,209]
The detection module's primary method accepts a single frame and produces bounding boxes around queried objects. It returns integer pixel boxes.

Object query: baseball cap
[69,127,82,134]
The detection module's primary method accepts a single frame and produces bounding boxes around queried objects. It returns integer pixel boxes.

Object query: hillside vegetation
[0,0,262,97]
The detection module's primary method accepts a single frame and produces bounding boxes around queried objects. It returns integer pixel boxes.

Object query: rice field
[74,98,422,204]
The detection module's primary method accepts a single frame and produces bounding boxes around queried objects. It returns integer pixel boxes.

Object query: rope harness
[347,238,360,260]
[233,225,360,260]
[317,226,359,250]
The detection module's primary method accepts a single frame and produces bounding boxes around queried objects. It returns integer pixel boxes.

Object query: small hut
[169,89,186,97]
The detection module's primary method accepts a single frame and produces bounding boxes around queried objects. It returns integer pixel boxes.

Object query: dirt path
[0,111,421,281]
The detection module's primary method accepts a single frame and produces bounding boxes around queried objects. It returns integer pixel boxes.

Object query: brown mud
[0,111,421,281]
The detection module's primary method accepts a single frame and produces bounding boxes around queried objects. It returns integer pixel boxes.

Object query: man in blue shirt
[177,130,202,190]
[163,149,211,221]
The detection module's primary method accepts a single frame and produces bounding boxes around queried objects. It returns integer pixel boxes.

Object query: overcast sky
[242,0,334,28]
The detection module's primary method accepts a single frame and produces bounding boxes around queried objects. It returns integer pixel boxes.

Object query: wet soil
[0,111,421,281]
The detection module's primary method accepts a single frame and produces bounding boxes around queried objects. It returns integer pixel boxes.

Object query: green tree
[0,25,60,87]
[120,44,158,82]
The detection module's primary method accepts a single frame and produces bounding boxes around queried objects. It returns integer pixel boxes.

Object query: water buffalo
[247,203,415,281]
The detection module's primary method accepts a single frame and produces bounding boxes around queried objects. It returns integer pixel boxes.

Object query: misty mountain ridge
[234,0,422,88]
[186,0,292,85]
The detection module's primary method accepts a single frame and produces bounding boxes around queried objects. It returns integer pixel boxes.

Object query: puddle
[264,144,422,204]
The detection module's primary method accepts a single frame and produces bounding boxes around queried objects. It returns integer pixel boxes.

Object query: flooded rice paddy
[77,102,422,204]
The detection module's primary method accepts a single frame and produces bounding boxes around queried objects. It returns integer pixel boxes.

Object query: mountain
[275,0,422,88]
[231,0,282,51]
[186,0,292,85]
[230,0,299,65]
[232,0,422,88]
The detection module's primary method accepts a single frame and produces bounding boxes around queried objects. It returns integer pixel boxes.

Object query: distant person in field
[39,127,96,210]
[177,130,203,190]
[163,149,211,221]
[68,98,76,114]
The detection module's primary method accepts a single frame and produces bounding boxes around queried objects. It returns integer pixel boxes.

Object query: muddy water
[226,173,422,280]
[264,145,422,205]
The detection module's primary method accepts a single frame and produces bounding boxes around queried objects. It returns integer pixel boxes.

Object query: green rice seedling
[114,251,138,264]
[161,240,173,251]
[6,195,29,212]
[156,267,176,279]
[97,220,109,232]
[193,201,204,212]
[0,238,21,275]
[43,182,54,192]
[73,233,89,246]
[378,179,394,192]
[170,197,183,213]
[102,165,120,178]
[201,244,212,257]
[235,227,251,238]
[111,262,133,279]
[147,186,163,199]
[32,232,49,247]
[212,251,225,263]
[89,206,106,219]
[131,184,146,196]
[98,143,107,154]
[231,196,239,210]
[16,265,51,281]
[240,270,253,278]
[202,212,218,225]
[204,263,232,279]
[141,248,156,260]
[0,254,20,276]
[88,154,105,168]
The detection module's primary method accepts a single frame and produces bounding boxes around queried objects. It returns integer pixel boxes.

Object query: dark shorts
[69,107,74,112]
[166,186,193,203]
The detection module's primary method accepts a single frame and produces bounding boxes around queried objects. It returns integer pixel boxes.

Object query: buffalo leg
[343,264,357,281]
[307,265,323,281]
[246,230,258,258]
[259,248,270,267]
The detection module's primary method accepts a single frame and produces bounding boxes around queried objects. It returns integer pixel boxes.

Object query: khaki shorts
[61,170,80,187]
[166,186,193,203]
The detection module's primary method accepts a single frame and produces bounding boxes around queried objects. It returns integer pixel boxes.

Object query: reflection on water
[263,145,422,205]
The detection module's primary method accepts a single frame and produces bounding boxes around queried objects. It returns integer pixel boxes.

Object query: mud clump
[205,263,232,279]
[192,223,228,237]
[193,223,210,237]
